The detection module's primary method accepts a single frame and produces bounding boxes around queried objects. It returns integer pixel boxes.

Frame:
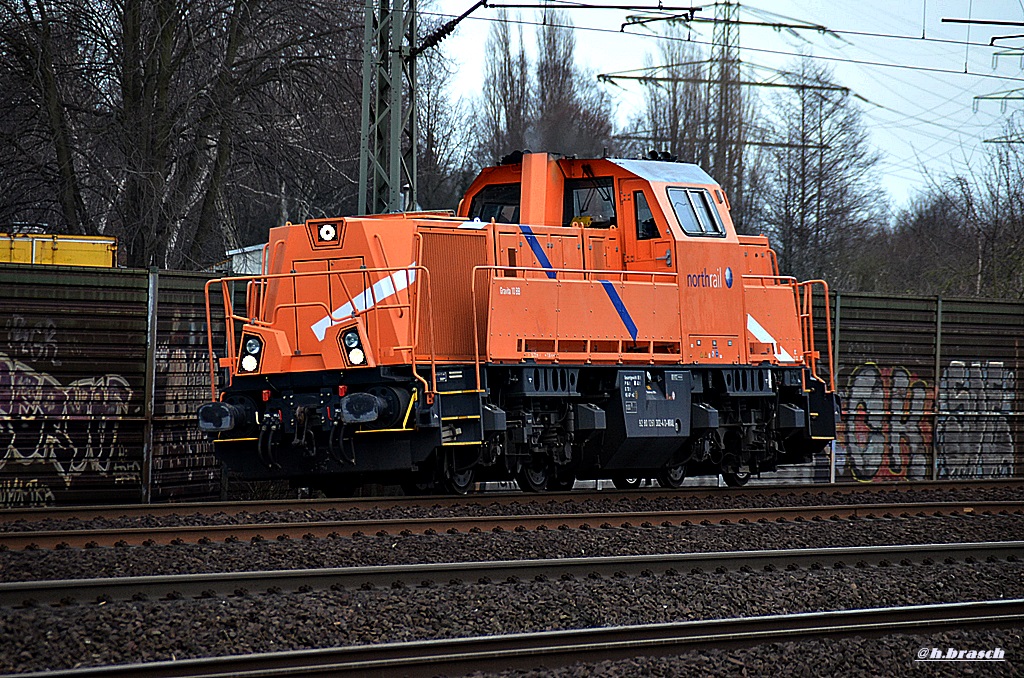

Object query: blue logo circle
[725,267,733,288]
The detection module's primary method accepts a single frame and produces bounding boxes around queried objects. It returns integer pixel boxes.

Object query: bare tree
[473,9,614,166]
[756,60,886,286]
[869,114,1024,298]
[620,25,767,233]
[417,43,473,209]
[0,0,366,269]
[474,10,532,166]
[0,0,97,235]
[531,9,612,157]
[622,33,710,165]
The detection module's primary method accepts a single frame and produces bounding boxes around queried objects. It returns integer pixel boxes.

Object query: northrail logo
[916,647,1005,662]
[686,267,733,289]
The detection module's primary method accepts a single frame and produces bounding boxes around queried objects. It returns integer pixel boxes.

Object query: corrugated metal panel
[831,294,938,482]
[0,234,118,267]
[417,230,489,361]
[936,299,1023,480]
[151,272,223,502]
[827,294,1023,483]
[0,265,148,506]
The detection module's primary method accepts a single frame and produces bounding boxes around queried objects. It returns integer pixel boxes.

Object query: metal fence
[830,293,1022,483]
[0,265,223,506]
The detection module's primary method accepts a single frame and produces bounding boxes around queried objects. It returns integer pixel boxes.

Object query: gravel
[2,484,1020,533]
[2,560,1022,673]
[1,512,1022,582]
[3,488,1022,675]
[469,628,1024,677]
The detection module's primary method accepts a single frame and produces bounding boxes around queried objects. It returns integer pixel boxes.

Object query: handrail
[261,240,287,321]
[477,264,678,281]
[373,233,403,319]
[740,273,798,285]
[469,263,680,390]
[203,264,437,401]
[204,279,219,401]
[411,232,436,398]
[797,279,835,392]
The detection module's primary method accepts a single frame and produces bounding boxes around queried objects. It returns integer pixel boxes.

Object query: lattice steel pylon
[358,0,418,215]
[709,0,744,229]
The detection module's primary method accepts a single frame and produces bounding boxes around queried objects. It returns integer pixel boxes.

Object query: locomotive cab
[199,152,838,494]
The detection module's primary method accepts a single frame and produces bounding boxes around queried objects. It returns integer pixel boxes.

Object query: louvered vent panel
[417,231,489,362]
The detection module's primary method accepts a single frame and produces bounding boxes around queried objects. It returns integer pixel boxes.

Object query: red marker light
[262,389,271,402]
[338,384,348,397]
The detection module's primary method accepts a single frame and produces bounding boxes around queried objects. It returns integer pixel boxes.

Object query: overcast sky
[428,0,1024,210]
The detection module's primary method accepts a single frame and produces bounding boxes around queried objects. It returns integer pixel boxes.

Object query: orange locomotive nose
[200,152,838,495]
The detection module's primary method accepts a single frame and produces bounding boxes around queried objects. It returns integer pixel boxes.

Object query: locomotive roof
[608,159,717,187]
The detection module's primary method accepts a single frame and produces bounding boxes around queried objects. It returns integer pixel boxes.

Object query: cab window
[668,187,724,236]
[635,191,660,240]
[563,178,615,228]
[469,183,520,223]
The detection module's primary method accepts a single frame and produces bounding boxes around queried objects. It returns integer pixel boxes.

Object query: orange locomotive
[199,152,839,494]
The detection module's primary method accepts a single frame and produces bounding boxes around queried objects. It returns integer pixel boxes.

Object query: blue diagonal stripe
[518,224,557,279]
[599,280,639,341]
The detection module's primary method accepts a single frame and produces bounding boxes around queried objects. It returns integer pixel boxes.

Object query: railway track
[3,541,1020,608]
[1,478,1021,524]
[2,501,1021,550]
[15,598,1024,677]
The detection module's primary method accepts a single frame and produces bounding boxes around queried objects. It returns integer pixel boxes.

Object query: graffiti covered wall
[0,267,222,507]
[839,363,933,481]
[0,267,148,506]
[831,294,1022,481]
[1,274,1021,503]
[936,361,1016,479]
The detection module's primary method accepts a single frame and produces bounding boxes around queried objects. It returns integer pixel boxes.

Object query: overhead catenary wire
[422,6,1024,66]
[415,2,1019,202]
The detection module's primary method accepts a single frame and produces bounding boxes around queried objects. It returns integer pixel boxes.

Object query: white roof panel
[609,159,718,186]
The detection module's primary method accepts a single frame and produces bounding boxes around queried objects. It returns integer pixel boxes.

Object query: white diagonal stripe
[311,264,417,341]
[746,314,796,362]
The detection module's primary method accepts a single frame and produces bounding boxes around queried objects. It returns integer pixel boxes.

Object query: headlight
[343,331,361,349]
[244,337,262,355]
[348,348,365,365]
[240,354,259,372]
[319,223,337,241]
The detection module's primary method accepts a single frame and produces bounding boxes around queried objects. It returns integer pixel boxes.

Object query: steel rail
[2,478,1021,524]
[4,500,1024,550]
[2,541,1021,608]
[2,501,1021,551]
[2,499,1015,553]
[16,598,1024,677]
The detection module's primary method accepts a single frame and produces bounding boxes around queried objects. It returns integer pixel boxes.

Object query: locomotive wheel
[611,475,642,490]
[722,470,751,487]
[442,467,476,495]
[656,463,687,489]
[516,464,550,492]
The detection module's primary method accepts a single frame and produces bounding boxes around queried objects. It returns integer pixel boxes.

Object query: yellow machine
[0,233,118,268]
